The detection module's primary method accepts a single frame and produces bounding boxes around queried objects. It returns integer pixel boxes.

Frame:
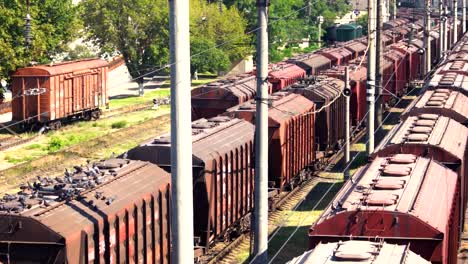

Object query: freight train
[0,11,465,264]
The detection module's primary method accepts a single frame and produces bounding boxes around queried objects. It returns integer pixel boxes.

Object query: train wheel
[91,110,101,121]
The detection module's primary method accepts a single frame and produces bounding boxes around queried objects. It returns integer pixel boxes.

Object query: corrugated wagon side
[11,59,108,129]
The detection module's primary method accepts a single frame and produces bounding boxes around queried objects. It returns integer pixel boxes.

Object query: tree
[0,0,79,82]
[190,38,230,75]
[81,0,169,96]
[356,14,368,35]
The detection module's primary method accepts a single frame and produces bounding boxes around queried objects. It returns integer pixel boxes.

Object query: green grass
[111,120,128,129]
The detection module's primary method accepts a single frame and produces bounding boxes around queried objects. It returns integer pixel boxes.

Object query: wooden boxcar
[286,76,345,154]
[308,155,460,264]
[225,92,316,190]
[126,117,255,254]
[11,59,108,129]
[191,74,257,120]
[289,241,431,264]
[0,159,171,264]
[401,89,468,125]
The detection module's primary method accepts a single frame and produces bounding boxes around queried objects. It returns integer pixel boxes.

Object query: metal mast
[169,0,194,263]
[454,0,458,44]
[424,0,432,74]
[253,0,269,263]
[376,0,384,128]
[367,0,377,155]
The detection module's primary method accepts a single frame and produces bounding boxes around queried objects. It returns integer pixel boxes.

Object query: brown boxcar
[224,92,316,190]
[437,60,468,76]
[288,54,332,75]
[372,115,468,213]
[267,62,306,92]
[320,66,367,127]
[390,42,423,81]
[401,89,468,125]
[384,48,408,96]
[308,155,460,264]
[191,74,257,120]
[0,159,171,264]
[428,72,468,96]
[289,241,431,264]
[286,76,345,154]
[317,47,353,66]
[126,117,255,251]
[338,40,367,59]
[11,59,108,129]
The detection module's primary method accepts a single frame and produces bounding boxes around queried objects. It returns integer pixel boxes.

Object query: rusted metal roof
[313,155,458,234]
[13,59,109,77]
[373,115,468,163]
[268,62,305,79]
[447,50,468,62]
[437,60,468,75]
[318,47,353,64]
[288,241,430,264]
[288,53,332,72]
[191,73,256,101]
[130,117,255,168]
[338,40,367,57]
[428,72,468,95]
[401,89,468,125]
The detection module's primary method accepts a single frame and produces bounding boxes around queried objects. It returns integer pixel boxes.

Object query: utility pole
[424,0,432,74]
[440,0,445,56]
[444,4,449,51]
[306,0,311,20]
[253,0,269,263]
[169,0,194,263]
[375,0,383,131]
[392,0,397,20]
[318,16,324,48]
[453,0,458,44]
[218,0,223,13]
[344,67,351,181]
[367,0,377,156]
[463,0,467,32]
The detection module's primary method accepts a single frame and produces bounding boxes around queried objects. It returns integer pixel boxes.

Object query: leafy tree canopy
[0,0,79,80]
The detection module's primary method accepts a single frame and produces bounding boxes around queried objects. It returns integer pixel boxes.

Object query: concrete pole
[318,16,324,48]
[392,0,397,20]
[454,0,458,44]
[344,67,351,181]
[444,5,449,51]
[367,0,376,156]
[440,0,445,56]
[425,1,432,74]
[376,0,383,128]
[307,0,311,20]
[253,0,269,263]
[168,0,194,263]
[463,0,467,32]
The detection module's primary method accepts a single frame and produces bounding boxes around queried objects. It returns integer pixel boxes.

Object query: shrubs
[111,120,128,129]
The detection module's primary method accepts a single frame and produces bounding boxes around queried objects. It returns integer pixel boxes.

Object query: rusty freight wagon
[428,72,468,96]
[372,115,468,213]
[267,62,306,92]
[320,66,367,127]
[11,59,108,130]
[317,47,354,66]
[308,155,460,264]
[191,74,257,120]
[286,76,345,155]
[384,48,408,97]
[126,117,255,255]
[288,53,332,75]
[0,159,172,264]
[338,40,367,59]
[288,241,431,264]
[401,89,468,125]
[390,42,423,82]
[225,92,316,190]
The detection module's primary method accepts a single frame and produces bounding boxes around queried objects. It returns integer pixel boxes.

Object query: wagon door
[20,77,49,123]
[72,76,84,112]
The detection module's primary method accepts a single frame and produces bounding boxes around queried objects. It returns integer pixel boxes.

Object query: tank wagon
[401,89,468,125]
[308,155,460,264]
[126,117,255,254]
[0,158,171,263]
[191,74,257,120]
[224,92,316,190]
[11,59,108,130]
[286,77,345,155]
[288,241,430,264]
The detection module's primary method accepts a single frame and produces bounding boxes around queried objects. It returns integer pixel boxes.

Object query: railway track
[0,135,39,151]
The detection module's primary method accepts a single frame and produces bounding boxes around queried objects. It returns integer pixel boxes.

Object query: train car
[288,241,430,264]
[308,155,460,264]
[0,158,172,263]
[320,66,367,127]
[372,115,468,211]
[436,60,468,76]
[427,72,468,96]
[384,48,408,96]
[337,40,367,59]
[11,59,108,130]
[288,53,332,75]
[126,117,255,253]
[390,41,423,81]
[317,47,353,66]
[429,31,442,62]
[224,92,316,190]
[286,76,344,155]
[267,62,306,92]
[401,89,468,125]
[191,74,257,120]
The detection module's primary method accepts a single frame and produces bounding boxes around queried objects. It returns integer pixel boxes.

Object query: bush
[111,120,128,129]
[45,136,65,152]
